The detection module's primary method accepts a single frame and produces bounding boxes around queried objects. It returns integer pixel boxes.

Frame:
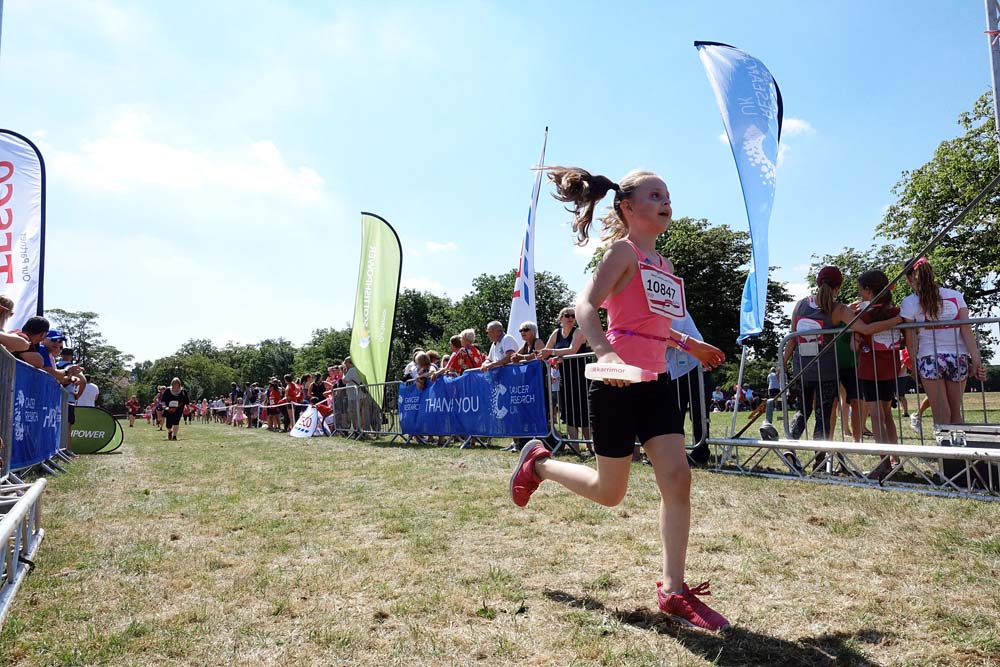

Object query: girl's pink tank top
[602,239,673,374]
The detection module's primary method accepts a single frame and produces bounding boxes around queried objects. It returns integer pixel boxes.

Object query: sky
[0,1,994,363]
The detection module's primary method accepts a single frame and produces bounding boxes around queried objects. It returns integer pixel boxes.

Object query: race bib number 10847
[641,267,686,319]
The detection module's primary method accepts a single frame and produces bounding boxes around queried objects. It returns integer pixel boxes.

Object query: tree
[45,309,134,407]
[656,218,790,361]
[879,91,1000,315]
[389,290,455,377]
[294,327,352,376]
[449,270,576,342]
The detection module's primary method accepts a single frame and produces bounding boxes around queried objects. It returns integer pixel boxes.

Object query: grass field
[1,421,998,666]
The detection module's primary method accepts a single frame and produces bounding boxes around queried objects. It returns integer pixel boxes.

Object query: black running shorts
[588,372,684,458]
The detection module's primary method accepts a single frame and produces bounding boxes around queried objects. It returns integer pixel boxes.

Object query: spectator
[266,380,282,431]
[162,377,189,441]
[435,334,481,378]
[481,321,518,371]
[412,351,436,390]
[539,307,594,450]
[402,349,424,380]
[0,296,31,357]
[767,367,780,400]
[232,398,247,427]
[783,266,899,443]
[283,373,303,431]
[426,350,441,368]
[854,269,901,478]
[512,321,544,363]
[666,312,709,464]
[77,380,100,407]
[901,257,986,426]
[710,386,725,412]
[8,316,51,368]
[56,347,75,369]
[342,357,366,435]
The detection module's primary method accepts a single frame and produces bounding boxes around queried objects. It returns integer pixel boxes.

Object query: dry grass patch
[0,422,997,666]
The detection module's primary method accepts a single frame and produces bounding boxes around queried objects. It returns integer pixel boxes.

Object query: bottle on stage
[585,362,657,383]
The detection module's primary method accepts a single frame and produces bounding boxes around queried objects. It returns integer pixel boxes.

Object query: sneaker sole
[663,612,730,632]
[509,440,543,505]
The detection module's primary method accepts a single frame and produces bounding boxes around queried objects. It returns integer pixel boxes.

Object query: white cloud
[47,111,327,204]
[401,276,447,293]
[782,117,815,137]
[718,132,728,144]
[572,236,605,258]
[782,281,811,319]
[425,241,458,252]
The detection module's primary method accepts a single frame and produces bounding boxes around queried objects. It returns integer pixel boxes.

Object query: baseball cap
[816,266,843,288]
[45,329,66,342]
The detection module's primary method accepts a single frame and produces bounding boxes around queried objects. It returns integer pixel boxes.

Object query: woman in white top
[900,258,986,426]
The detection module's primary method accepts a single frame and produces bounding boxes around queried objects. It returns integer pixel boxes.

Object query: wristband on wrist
[669,334,691,351]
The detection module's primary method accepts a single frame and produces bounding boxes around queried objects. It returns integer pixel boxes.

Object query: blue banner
[399,361,548,437]
[695,41,782,344]
[10,362,63,470]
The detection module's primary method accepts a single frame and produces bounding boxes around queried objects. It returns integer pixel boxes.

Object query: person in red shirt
[267,380,282,431]
[126,396,140,427]
[854,270,901,479]
[283,373,302,432]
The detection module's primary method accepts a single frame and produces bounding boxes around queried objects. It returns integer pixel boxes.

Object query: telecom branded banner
[399,361,547,437]
[349,212,402,386]
[695,42,782,344]
[0,130,46,330]
[9,364,63,470]
[506,129,548,339]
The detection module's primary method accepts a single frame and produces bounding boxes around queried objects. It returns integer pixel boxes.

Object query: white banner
[0,131,45,331]
[289,406,319,438]
[506,128,548,339]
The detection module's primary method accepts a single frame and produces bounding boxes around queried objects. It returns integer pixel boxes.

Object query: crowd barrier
[0,345,73,629]
[196,317,1000,501]
[0,479,46,627]
[706,316,1000,500]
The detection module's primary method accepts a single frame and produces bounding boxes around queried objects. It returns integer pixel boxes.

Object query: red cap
[817,266,843,288]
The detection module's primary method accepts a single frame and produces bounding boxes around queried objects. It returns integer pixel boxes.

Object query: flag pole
[986,0,1000,162]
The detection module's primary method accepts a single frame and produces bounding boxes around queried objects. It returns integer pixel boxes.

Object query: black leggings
[800,380,837,440]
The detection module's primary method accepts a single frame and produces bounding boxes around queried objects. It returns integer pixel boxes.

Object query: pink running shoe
[657,581,731,631]
[509,439,551,507]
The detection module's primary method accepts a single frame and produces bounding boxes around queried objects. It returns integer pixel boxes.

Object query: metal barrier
[0,479,46,627]
[704,316,1000,500]
[0,347,17,481]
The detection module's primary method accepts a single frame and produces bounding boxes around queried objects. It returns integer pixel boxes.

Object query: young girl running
[509,167,729,631]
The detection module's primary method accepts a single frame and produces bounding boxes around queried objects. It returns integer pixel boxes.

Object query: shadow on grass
[544,589,884,667]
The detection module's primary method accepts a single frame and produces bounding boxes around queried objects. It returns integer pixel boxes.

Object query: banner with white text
[695,42,782,344]
[398,361,547,437]
[349,212,402,386]
[0,130,46,330]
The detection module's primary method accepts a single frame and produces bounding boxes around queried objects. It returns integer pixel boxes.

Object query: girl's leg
[535,454,631,507]
[880,401,898,444]
[944,380,965,425]
[642,433,690,592]
[921,378,949,426]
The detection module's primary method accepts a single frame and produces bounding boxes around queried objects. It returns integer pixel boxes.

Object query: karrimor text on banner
[0,131,45,330]
[10,363,63,469]
[399,361,548,437]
